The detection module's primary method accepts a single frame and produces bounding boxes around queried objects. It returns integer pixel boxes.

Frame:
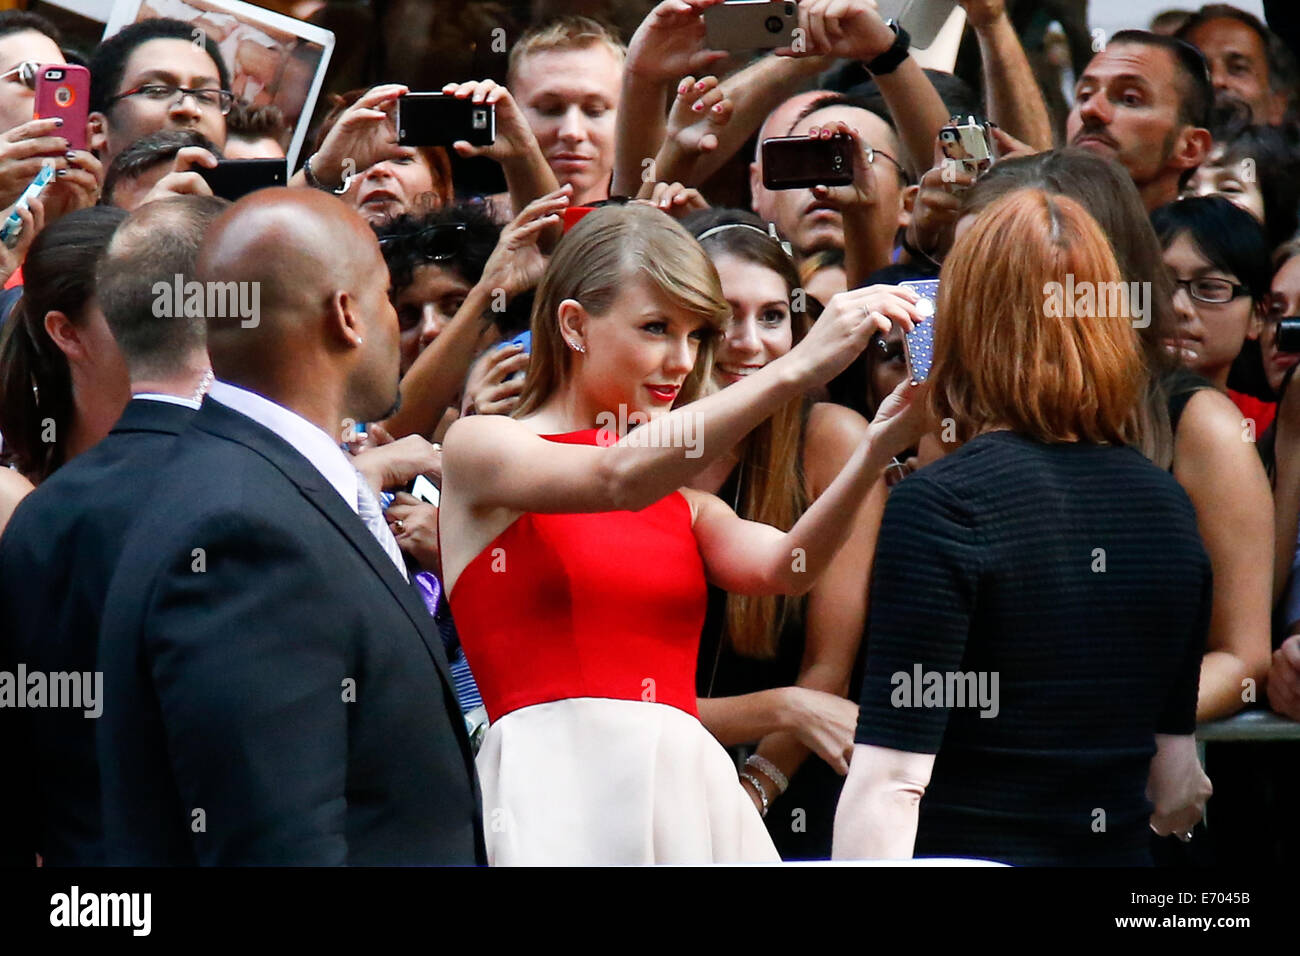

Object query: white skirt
[476,697,781,865]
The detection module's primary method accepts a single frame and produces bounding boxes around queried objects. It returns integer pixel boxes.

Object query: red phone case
[35,64,90,151]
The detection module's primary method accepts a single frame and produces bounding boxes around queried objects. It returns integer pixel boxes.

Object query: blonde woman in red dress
[441,203,926,865]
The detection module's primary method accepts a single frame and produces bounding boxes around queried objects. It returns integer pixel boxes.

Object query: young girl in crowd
[0,206,130,488]
[682,209,881,859]
[441,203,927,864]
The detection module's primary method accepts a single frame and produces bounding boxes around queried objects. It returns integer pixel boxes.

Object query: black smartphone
[760,134,854,190]
[397,93,496,147]
[197,159,287,201]
[703,1,798,52]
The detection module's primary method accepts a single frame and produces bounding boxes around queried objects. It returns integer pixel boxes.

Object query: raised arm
[959,0,1054,150]
[784,0,949,178]
[612,0,730,197]
[443,285,922,516]
[380,187,570,439]
[439,80,560,220]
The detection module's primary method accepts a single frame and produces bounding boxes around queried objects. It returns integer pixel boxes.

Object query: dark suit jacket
[0,398,195,866]
[96,397,484,865]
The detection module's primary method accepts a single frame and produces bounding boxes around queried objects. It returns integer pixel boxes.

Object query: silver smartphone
[703,1,798,51]
[874,0,959,49]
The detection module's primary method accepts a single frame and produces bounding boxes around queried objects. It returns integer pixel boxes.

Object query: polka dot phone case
[900,279,939,385]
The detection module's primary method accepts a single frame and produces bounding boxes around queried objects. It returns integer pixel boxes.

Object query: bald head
[197,188,402,424]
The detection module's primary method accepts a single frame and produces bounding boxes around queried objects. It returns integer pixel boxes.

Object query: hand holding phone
[0,163,55,248]
[704,1,798,52]
[899,279,939,385]
[397,93,495,147]
[34,65,89,152]
[761,133,854,190]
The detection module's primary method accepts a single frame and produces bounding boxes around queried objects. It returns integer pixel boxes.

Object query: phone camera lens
[765,16,783,33]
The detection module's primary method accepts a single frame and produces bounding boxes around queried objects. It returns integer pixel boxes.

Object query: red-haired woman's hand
[309,84,412,188]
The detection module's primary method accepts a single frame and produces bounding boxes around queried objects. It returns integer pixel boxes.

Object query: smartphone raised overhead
[874,0,960,49]
[938,115,994,177]
[761,133,854,190]
[34,64,89,151]
[704,1,798,52]
[899,279,939,385]
[397,93,495,147]
[197,159,287,202]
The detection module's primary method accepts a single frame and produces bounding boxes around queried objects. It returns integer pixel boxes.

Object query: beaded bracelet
[745,754,789,795]
[739,771,771,817]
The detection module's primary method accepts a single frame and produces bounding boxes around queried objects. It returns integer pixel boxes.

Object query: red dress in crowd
[449,429,779,865]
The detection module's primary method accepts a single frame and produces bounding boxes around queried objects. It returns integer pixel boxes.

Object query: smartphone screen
[899,279,939,385]
[397,94,495,147]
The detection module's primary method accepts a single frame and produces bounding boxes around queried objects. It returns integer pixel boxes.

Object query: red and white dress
[449,429,779,865]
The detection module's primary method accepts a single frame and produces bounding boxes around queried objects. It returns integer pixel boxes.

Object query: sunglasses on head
[377,222,467,260]
[1,60,41,91]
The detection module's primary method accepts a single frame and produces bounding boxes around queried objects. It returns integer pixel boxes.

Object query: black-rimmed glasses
[108,83,235,115]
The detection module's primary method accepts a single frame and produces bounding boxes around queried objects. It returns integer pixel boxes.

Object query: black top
[855,431,1212,866]
[0,399,195,866]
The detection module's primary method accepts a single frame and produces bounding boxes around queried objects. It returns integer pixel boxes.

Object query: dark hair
[376,203,500,294]
[1177,4,1298,102]
[89,18,231,114]
[790,92,912,184]
[95,195,229,379]
[962,148,1182,466]
[0,10,61,45]
[826,262,936,419]
[821,65,982,123]
[1204,117,1300,247]
[226,101,287,144]
[101,129,223,206]
[0,206,128,480]
[1110,29,1214,130]
[682,207,802,294]
[1152,194,1273,302]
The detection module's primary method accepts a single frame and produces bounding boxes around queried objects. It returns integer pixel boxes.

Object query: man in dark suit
[0,196,227,866]
[97,188,484,865]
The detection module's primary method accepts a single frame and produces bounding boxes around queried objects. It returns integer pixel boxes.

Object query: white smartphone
[410,474,440,507]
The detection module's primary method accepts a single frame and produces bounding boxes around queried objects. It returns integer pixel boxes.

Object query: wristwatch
[302,154,350,195]
[864,20,912,76]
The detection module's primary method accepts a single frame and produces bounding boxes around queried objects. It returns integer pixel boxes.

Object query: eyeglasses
[108,83,235,115]
[377,223,467,260]
[1170,276,1250,304]
[1,60,40,91]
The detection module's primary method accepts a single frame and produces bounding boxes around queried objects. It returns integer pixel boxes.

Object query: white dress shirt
[206,380,359,514]
[132,393,202,410]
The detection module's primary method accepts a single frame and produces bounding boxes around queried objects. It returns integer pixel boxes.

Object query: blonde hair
[507,16,626,86]
[932,188,1145,445]
[514,204,729,418]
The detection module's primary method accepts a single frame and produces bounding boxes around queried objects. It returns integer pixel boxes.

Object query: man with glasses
[754,93,911,274]
[88,18,232,169]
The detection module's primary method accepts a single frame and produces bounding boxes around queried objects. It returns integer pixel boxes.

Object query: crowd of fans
[0,0,1299,867]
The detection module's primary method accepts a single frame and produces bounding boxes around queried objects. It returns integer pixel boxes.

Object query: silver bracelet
[740,771,771,817]
[745,754,789,795]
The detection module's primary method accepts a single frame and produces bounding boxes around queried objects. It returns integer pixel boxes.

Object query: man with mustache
[1067,30,1213,211]
[1177,4,1294,127]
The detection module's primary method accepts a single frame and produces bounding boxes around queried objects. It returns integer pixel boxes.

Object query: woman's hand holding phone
[782,284,923,389]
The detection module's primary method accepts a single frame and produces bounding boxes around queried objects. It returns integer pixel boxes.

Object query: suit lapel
[190,399,458,692]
